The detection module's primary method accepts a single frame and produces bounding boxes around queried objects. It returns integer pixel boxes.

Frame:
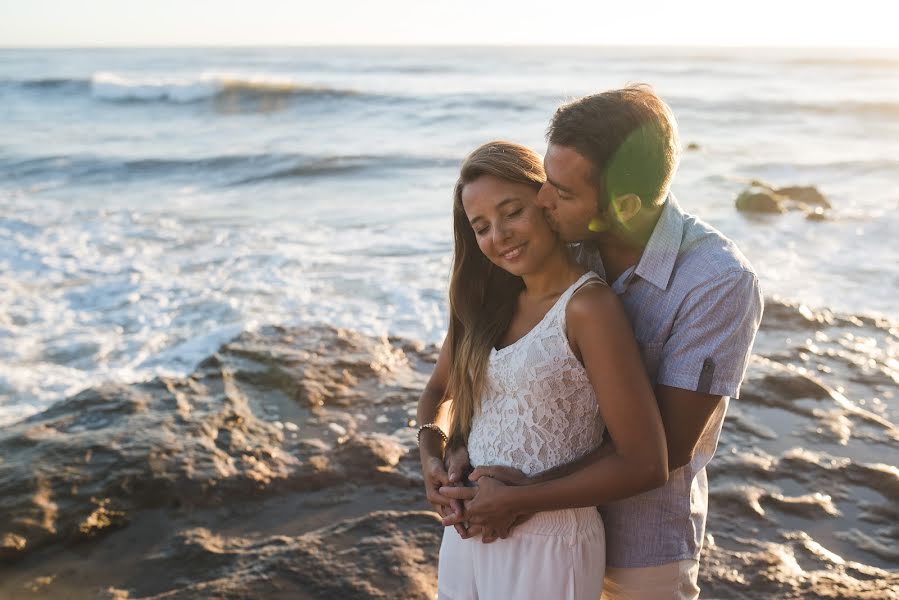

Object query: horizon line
[2,42,899,51]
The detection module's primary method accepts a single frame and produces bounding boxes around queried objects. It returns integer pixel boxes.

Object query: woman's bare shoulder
[567,279,620,321]
[565,278,632,348]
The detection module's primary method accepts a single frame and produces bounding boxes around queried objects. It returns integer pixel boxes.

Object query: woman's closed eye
[473,210,521,235]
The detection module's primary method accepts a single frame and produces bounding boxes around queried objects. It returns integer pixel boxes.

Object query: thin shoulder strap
[570,272,607,297]
[558,272,607,334]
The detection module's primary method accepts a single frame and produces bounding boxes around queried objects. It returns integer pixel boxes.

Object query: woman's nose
[493,221,512,244]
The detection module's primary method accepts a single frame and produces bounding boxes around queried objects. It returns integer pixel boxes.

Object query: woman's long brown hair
[445,141,546,444]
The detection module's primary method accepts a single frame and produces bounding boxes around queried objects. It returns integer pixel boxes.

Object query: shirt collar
[633,193,684,291]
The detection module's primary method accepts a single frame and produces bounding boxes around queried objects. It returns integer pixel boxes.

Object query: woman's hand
[444,443,472,484]
[440,475,522,539]
[421,449,471,539]
[422,454,455,518]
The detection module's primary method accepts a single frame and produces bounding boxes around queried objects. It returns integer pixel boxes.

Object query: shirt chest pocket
[636,341,663,383]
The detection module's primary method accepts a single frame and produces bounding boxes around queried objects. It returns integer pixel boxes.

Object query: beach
[1,46,897,597]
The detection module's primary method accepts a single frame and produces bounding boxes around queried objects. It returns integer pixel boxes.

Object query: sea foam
[89,71,358,103]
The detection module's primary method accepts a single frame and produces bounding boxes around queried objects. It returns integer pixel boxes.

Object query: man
[439,85,763,598]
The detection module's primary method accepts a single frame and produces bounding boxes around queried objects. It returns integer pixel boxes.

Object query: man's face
[536,143,603,243]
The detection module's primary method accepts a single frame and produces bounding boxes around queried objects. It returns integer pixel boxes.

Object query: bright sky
[1,0,897,48]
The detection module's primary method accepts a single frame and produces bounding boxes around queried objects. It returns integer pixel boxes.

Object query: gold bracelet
[417,423,448,446]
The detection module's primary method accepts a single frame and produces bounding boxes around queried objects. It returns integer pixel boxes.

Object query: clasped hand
[422,441,530,543]
[439,465,530,543]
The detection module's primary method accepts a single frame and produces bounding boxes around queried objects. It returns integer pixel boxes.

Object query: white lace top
[467,272,606,477]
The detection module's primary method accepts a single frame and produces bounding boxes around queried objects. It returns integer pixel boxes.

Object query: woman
[417,141,668,599]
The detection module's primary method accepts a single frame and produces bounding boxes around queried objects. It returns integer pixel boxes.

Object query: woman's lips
[499,243,526,261]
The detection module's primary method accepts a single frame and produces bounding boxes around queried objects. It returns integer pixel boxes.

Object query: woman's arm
[416,340,457,515]
[511,284,667,510]
[441,285,667,521]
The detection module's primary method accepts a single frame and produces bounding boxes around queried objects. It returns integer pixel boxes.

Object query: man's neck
[594,206,663,283]
[595,237,643,283]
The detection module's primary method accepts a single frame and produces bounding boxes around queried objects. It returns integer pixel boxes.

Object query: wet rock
[777,185,831,208]
[119,511,441,599]
[207,326,425,408]
[335,433,408,477]
[806,207,828,221]
[736,182,831,217]
[760,299,837,331]
[754,373,832,402]
[687,142,701,151]
[700,531,899,599]
[0,325,429,564]
[736,186,787,213]
[0,379,297,563]
[2,317,895,598]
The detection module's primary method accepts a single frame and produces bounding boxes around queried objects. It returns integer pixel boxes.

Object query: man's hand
[476,511,518,543]
[440,476,522,539]
[469,465,527,486]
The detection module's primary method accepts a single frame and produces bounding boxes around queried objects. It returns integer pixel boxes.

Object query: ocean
[0,46,897,594]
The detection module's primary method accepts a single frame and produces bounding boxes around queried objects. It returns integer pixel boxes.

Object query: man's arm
[657,385,722,471]
[469,436,616,485]
[474,385,717,483]
[653,269,763,470]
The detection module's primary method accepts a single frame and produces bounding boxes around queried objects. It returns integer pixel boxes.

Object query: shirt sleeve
[656,269,763,398]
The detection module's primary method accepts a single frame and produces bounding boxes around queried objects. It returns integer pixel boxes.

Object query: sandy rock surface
[1,314,896,598]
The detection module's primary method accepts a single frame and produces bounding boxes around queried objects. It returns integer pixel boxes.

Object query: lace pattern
[468,272,606,477]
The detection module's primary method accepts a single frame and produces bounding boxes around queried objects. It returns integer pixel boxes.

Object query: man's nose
[536,183,555,209]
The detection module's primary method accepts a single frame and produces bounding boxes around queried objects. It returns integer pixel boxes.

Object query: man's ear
[611,193,642,223]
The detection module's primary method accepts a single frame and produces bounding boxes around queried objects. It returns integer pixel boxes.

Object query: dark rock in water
[736,187,787,213]
[736,182,831,217]
[806,207,828,221]
[687,142,701,151]
[758,299,836,330]
[776,185,831,208]
[747,372,832,403]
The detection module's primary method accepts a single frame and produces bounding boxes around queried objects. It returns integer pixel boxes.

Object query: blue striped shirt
[576,194,763,568]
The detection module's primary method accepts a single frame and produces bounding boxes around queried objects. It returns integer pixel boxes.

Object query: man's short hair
[547,84,680,209]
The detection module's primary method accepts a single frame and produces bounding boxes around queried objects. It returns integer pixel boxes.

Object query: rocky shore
[1,303,897,599]
[735,182,832,221]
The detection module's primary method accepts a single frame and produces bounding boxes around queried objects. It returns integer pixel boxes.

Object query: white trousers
[437,507,605,600]
[601,559,700,600]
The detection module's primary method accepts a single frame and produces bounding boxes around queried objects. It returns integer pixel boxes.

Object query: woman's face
[461,174,559,276]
